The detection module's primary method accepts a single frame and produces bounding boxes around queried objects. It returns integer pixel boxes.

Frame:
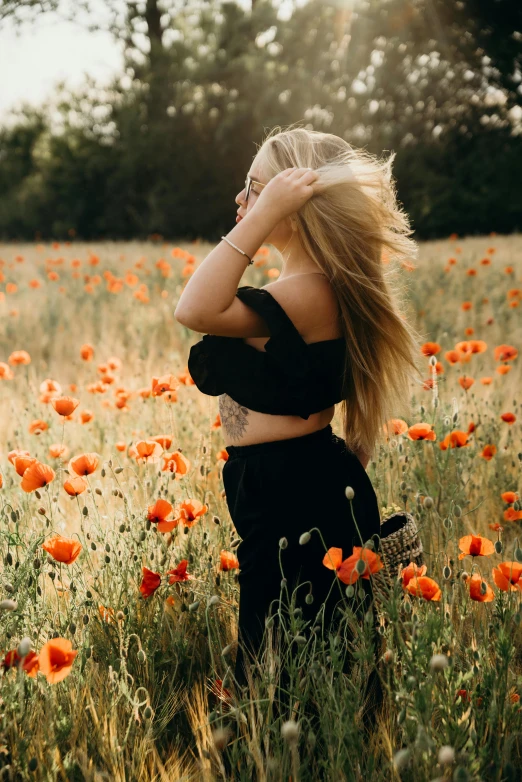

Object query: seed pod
[18,637,32,658]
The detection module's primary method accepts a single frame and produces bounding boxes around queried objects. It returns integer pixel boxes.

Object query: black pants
[222,424,382,701]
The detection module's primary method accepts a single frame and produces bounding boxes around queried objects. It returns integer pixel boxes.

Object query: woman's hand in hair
[253,167,319,223]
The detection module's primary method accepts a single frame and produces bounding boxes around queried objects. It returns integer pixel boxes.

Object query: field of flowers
[0,233,521,781]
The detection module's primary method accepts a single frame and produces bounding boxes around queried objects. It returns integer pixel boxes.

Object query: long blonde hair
[254,123,426,459]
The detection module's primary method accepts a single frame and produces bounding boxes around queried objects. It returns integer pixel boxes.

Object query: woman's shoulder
[261,274,342,343]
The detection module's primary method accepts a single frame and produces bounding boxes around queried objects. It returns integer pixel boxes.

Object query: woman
[175,125,424,707]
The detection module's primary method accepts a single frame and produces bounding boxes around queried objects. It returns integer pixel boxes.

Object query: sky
[0,0,297,124]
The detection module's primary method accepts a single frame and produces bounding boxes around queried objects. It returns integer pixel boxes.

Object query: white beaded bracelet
[221,235,254,265]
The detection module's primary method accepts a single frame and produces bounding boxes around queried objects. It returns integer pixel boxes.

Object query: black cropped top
[187,285,347,420]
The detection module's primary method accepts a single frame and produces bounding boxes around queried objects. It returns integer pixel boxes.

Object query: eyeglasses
[244,174,266,203]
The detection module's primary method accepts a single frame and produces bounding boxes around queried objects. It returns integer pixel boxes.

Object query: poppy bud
[356,559,366,575]
[345,585,355,598]
[115,467,123,474]
[293,635,307,645]
[188,600,200,612]
[443,566,451,579]
[208,595,220,607]
[0,599,17,611]
[143,706,153,720]
[116,611,124,621]
[393,749,410,771]
[82,506,89,516]
[423,496,434,509]
[82,614,89,625]
[345,486,354,500]
[430,653,449,671]
[4,582,14,593]
[137,649,146,663]
[28,758,38,772]
[38,507,46,515]
[438,745,455,765]
[299,532,311,545]
[305,593,314,605]
[515,548,522,563]
[281,719,299,744]
[454,505,462,517]
[213,515,220,525]
[279,537,288,549]
[17,637,32,658]
[494,540,503,554]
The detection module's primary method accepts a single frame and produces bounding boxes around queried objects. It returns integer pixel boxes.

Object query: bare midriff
[218,333,337,447]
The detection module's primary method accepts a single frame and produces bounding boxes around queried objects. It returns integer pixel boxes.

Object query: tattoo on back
[218,394,250,441]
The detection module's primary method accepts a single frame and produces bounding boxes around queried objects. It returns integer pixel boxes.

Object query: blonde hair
[254,123,426,459]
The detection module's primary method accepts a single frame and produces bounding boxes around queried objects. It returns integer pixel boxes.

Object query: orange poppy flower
[51,396,80,417]
[2,649,39,677]
[504,507,522,522]
[28,419,48,435]
[151,374,179,396]
[147,498,178,532]
[8,448,30,465]
[439,430,471,450]
[68,452,100,476]
[492,562,522,592]
[63,476,88,496]
[8,350,31,366]
[493,345,517,362]
[149,434,172,450]
[383,419,409,436]
[99,605,116,623]
[458,535,495,560]
[42,535,82,565]
[49,443,69,459]
[39,378,62,395]
[80,410,94,424]
[176,498,209,528]
[140,567,161,598]
[469,573,494,602]
[128,440,163,464]
[421,342,441,357]
[0,362,14,379]
[322,546,383,585]
[405,576,442,601]
[167,559,195,584]
[502,491,519,504]
[13,454,38,477]
[407,423,437,441]
[38,638,78,683]
[161,450,191,477]
[481,444,497,461]
[80,344,95,361]
[21,461,56,492]
[459,376,474,391]
[400,562,427,587]
[220,550,240,571]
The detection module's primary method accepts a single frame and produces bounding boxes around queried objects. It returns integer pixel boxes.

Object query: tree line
[0,0,521,241]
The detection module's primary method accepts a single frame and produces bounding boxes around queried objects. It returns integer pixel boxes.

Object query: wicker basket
[377,511,424,583]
